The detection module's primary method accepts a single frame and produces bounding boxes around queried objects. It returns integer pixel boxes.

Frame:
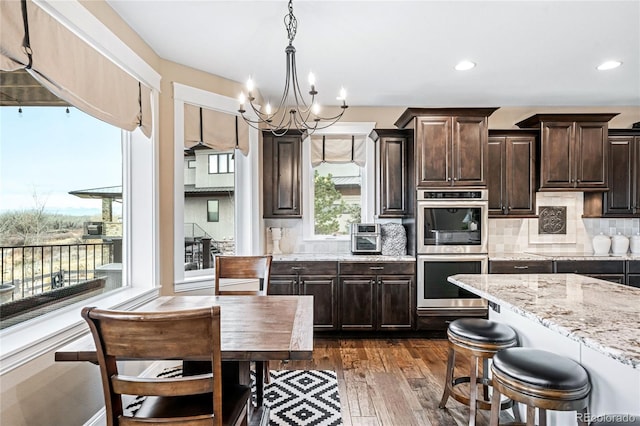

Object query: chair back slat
[112,373,214,397]
[214,255,272,296]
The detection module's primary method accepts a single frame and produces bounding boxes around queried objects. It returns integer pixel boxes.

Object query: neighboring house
[183,143,235,247]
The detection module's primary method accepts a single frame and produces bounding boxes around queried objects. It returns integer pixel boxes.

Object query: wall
[488,192,640,255]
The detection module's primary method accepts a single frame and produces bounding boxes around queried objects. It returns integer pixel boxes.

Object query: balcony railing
[0,242,118,307]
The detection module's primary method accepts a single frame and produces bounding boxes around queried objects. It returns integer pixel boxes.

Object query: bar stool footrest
[448,376,514,411]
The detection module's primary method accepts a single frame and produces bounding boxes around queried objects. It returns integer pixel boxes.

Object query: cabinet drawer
[339,261,415,276]
[555,260,625,274]
[489,260,553,274]
[628,261,640,274]
[271,261,338,275]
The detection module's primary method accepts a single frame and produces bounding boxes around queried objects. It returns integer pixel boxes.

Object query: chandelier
[238,0,348,136]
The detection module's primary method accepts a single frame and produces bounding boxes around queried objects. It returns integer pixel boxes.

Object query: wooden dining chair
[214,255,272,296]
[214,255,272,407]
[82,306,251,426]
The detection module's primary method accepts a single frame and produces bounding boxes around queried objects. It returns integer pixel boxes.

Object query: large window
[0,106,124,329]
[313,162,362,236]
[208,153,234,174]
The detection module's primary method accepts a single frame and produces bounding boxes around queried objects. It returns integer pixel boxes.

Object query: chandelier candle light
[238,0,348,136]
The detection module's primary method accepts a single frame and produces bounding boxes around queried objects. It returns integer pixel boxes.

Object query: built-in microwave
[351,223,381,254]
[417,189,489,254]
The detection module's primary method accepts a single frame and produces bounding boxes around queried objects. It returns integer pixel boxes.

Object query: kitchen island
[448,273,640,422]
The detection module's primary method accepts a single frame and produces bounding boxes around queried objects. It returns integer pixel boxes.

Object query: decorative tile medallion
[538,206,567,235]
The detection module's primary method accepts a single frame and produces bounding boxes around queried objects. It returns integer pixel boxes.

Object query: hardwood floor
[268,337,514,426]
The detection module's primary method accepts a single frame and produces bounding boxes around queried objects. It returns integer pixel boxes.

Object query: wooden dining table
[55,295,314,418]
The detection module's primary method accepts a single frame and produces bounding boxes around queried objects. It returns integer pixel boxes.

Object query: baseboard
[84,407,106,426]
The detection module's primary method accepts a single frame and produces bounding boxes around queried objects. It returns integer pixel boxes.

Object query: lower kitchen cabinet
[489,260,553,274]
[628,260,640,288]
[339,262,415,331]
[269,261,338,331]
[554,260,626,284]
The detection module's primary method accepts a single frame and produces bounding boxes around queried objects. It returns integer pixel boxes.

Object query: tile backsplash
[488,192,640,254]
[265,192,640,256]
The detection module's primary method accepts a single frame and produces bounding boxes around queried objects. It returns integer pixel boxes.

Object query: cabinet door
[487,137,506,215]
[575,122,608,189]
[635,138,640,214]
[300,276,338,330]
[268,276,298,295]
[340,277,375,330]
[416,117,452,187]
[263,133,302,218]
[604,136,634,216]
[505,136,536,215]
[452,116,488,186]
[378,276,413,329]
[540,122,574,188]
[379,135,409,217]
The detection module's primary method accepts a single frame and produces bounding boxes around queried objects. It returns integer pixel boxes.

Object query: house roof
[68,186,122,199]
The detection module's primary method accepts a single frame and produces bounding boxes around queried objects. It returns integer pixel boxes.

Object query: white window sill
[0,286,159,375]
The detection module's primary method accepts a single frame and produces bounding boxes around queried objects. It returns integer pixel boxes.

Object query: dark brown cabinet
[516,114,618,191]
[262,131,302,218]
[339,262,415,331]
[395,108,498,188]
[270,261,338,330]
[370,129,414,218]
[603,130,640,217]
[489,260,553,274]
[488,131,537,217]
[628,260,640,288]
[554,260,626,284]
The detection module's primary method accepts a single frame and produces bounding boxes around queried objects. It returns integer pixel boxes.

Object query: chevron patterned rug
[124,367,343,426]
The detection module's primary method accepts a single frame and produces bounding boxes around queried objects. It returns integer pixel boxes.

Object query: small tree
[314,170,346,235]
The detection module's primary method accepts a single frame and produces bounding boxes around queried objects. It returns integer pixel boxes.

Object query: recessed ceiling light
[597,60,622,71]
[455,60,476,71]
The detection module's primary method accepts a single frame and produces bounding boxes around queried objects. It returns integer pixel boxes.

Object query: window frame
[173,84,262,289]
[302,122,376,241]
[0,0,161,375]
[207,199,220,222]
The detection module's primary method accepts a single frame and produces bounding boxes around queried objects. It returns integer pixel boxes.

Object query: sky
[0,106,122,216]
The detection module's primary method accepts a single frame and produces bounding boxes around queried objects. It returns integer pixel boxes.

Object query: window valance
[184,103,249,155]
[310,134,366,166]
[0,0,152,137]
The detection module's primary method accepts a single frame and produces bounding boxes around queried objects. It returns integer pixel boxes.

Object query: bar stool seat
[439,318,519,426]
[490,347,591,426]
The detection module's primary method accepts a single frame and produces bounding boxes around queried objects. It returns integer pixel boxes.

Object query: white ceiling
[106,0,640,108]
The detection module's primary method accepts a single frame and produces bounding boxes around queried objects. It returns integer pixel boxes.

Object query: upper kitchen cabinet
[395,108,498,188]
[515,113,618,191]
[370,129,414,218]
[263,130,303,218]
[487,130,537,217]
[603,129,640,217]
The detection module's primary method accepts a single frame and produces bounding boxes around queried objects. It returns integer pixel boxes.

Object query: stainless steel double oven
[416,189,489,309]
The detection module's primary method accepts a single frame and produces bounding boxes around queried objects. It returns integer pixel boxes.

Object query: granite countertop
[272,253,415,262]
[490,252,640,261]
[448,273,640,369]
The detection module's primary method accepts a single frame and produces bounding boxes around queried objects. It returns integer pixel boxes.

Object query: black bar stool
[489,347,591,426]
[439,318,519,426]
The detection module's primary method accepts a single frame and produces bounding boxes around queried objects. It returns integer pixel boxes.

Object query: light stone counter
[272,253,415,262]
[490,252,640,261]
[448,273,640,368]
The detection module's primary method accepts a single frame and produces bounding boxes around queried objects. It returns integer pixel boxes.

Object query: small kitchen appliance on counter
[351,223,381,254]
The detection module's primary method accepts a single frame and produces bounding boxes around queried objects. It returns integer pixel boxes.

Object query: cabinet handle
[447,177,452,181]
[576,179,581,183]
[453,177,458,181]
[291,266,303,271]
[513,265,529,270]
[369,266,384,270]
[508,206,512,211]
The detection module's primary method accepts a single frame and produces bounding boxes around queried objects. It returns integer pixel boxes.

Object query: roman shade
[184,103,249,155]
[0,0,152,137]
[310,134,366,166]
